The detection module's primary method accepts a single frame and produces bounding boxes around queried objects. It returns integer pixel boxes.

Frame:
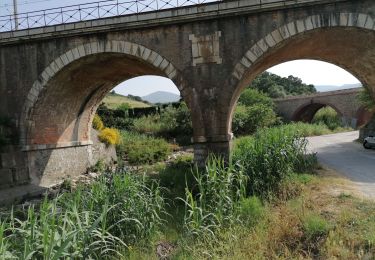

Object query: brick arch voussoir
[232,12,374,83]
[20,40,184,147]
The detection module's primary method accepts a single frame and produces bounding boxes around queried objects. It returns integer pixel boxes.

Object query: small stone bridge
[1,0,375,190]
[274,88,371,128]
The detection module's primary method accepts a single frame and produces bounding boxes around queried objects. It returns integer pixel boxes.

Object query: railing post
[61,7,63,24]
[98,2,100,18]
[26,13,29,29]
[117,0,119,15]
[79,5,82,21]
[136,0,139,13]
[43,10,47,26]
[10,15,13,31]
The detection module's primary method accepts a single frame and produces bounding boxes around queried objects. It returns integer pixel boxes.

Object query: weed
[98,127,121,145]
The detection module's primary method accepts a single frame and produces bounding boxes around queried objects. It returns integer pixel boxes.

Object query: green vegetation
[103,92,150,109]
[357,86,375,112]
[233,125,317,198]
[117,131,172,165]
[2,123,374,259]
[249,71,317,98]
[233,89,279,135]
[131,102,192,144]
[0,173,165,259]
[312,106,343,130]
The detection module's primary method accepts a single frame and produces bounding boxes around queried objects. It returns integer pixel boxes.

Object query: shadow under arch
[292,102,343,123]
[228,12,375,134]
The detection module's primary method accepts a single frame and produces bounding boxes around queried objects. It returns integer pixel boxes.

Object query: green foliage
[132,114,163,134]
[92,114,104,131]
[312,107,342,130]
[238,88,274,107]
[233,126,317,199]
[181,157,247,239]
[117,131,171,165]
[233,103,278,136]
[0,172,165,259]
[357,87,375,112]
[98,127,121,145]
[303,214,331,239]
[238,196,265,227]
[117,103,131,112]
[131,102,193,145]
[233,89,278,136]
[250,71,316,97]
[97,104,134,130]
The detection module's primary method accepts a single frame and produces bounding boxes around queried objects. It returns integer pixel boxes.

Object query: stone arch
[292,102,343,123]
[20,40,186,150]
[228,12,375,133]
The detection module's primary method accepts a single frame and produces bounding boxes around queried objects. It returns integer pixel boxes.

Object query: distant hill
[103,93,150,109]
[315,83,362,92]
[142,91,181,104]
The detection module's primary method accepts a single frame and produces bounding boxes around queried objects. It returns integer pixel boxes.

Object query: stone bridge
[1,0,375,190]
[274,88,372,128]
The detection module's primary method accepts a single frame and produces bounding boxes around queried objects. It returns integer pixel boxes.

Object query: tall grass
[0,172,165,259]
[233,125,317,198]
[181,157,247,239]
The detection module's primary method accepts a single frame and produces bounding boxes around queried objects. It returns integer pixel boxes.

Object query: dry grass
[103,93,150,109]
[179,168,375,259]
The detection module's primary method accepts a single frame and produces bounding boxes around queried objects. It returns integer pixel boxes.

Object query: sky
[0,1,362,97]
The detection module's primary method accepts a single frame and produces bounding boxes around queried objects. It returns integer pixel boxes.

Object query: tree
[357,87,375,112]
[233,89,278,136]
[248,72,316,97]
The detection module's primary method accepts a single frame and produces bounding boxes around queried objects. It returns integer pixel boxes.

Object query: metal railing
[0,0,217,32]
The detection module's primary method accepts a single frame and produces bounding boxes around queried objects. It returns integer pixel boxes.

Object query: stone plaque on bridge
[189,31,222,66]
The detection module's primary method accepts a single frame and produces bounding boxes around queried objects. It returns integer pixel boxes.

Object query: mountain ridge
[142,91,180,104]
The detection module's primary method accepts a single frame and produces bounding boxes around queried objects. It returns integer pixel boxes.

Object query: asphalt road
[307,131,375,198]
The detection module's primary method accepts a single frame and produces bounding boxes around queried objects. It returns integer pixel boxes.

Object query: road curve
[307,131,375,198]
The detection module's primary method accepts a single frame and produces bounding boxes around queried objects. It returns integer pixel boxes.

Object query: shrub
[312,107,342,130]
[132,114,163,134]
[92,114,104,130]
[98,128,121,145]
[232,103,278,135]
[232,125,316,199]
[117,131,171,165]
[357,86,375,112]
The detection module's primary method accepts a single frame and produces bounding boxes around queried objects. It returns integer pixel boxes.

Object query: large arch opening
[23,42,183,149]
[229,20,375,190]
[21,41,187,185]
[229,24,375,135]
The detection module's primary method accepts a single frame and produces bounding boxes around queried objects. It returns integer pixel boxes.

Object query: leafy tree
[249,72,316,96]
[357,87,375,112]
[233,90,278,135]
[238,89,274,107]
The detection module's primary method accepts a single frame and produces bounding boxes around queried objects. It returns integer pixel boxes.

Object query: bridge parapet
[0,0,347,43]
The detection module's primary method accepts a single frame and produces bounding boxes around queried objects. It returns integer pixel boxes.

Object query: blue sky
[0,1,362,96]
